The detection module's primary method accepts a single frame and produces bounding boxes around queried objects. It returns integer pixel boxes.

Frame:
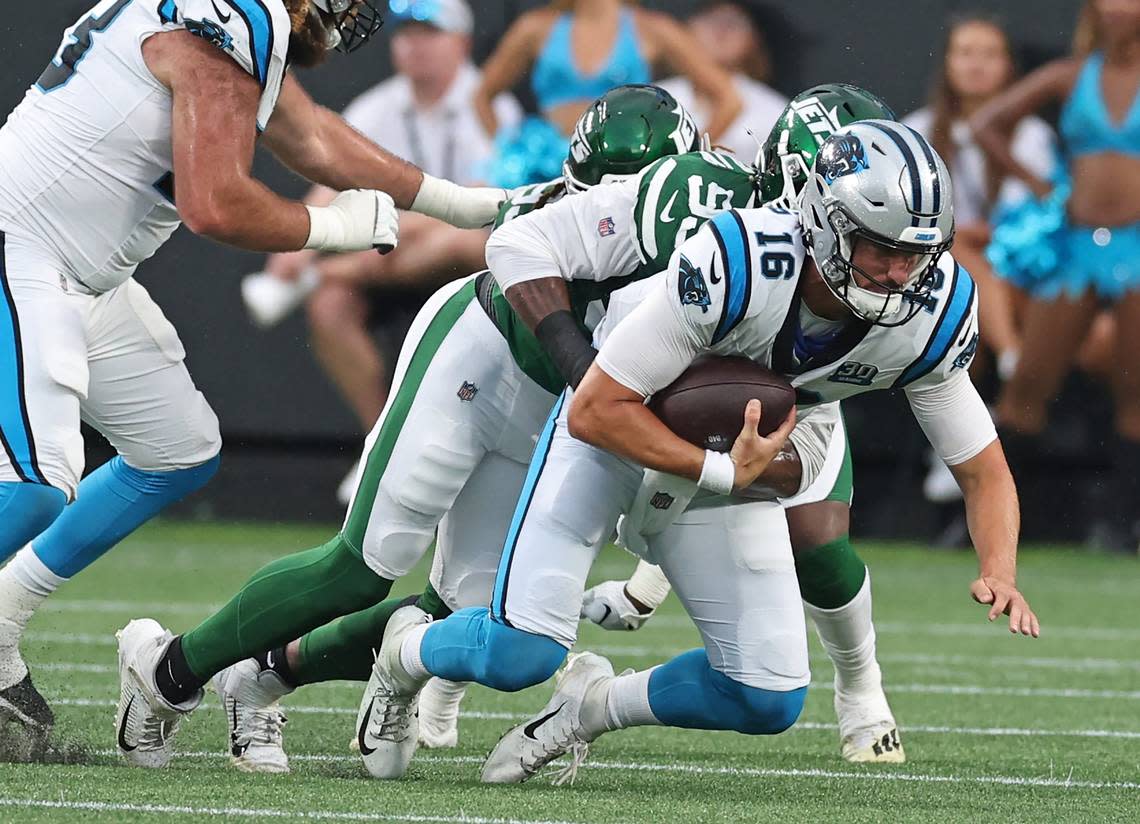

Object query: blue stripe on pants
[490,390,567,624]
[0,233,48,485]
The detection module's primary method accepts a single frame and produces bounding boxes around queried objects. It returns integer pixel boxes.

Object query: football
[647,356,795,452]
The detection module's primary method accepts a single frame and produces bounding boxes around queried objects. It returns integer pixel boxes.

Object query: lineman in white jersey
[0,0,506,742]
[362,120,1040,784]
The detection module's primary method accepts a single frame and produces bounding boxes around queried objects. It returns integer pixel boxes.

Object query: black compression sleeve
[534,309,597,389]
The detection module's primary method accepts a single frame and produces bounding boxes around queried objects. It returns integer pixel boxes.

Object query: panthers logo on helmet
[817,135,869,183]
[677,255,711,313]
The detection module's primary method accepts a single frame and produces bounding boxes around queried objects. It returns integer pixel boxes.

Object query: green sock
[181,534,392,680]
[794,535,867,609]
[293,582,454,685]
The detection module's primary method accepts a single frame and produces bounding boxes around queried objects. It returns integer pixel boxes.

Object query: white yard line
[38,601,1140,642]
[76,750,1140,792]
[51,699,1140,739]
[28,633,1140,675]
[0,799,584,824]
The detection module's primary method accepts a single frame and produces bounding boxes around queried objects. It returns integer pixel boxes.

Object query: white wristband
[411,173,504,229]
[697,450,735,495]
[625,561,672,611]
[303,204,335,250]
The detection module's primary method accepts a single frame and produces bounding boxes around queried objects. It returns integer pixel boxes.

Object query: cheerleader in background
[473,0,739,187]
[973,0,1140,553]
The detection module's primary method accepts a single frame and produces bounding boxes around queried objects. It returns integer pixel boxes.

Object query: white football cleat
[214,658,292,774]
[417,677,467,749]
[481,651,613,785]
[114,619,200,768]
[834,678,905,763]
[355,605,430,779]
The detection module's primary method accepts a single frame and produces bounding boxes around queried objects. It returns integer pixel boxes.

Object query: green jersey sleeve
[632,151,758,273]
[492,178,567,230]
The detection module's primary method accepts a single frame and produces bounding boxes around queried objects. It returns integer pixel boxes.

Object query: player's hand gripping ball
[647,355,795,451]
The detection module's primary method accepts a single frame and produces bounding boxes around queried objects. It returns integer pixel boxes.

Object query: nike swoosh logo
[357,695,378,756]
[210,0,231,23]
[599,605,612,625]
[523,702,566,740]
[659,190,678,224]
[957,329,970,346]
[709,260,722,285]
[117,695,138,752]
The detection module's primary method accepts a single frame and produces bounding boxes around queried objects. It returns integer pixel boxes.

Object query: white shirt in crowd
[903,107,1056,226]
[341,63,523,185]
[660,73,787,161]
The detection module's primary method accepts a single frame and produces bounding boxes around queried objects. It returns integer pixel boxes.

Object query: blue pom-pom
[481,117,567,189]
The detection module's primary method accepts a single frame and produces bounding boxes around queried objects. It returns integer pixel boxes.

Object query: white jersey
[0,0,290,293]
[596,206,997,467]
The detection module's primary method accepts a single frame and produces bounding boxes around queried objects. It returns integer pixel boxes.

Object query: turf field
[0,522,1136,823]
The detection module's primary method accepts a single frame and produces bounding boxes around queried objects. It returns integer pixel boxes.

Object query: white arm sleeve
[484,178,642,292]
[906,370,997,465]
[785,402,840,496]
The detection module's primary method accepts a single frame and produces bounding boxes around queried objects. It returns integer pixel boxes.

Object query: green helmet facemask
[563,84,701,193]
[757,83,897,207]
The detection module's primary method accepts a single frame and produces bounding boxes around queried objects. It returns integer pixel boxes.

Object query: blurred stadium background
[0,0,1103,542]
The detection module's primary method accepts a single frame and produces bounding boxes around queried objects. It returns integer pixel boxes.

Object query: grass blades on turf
[0,521,1136,823]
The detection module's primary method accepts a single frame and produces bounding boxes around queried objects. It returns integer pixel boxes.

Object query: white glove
[241,266,320,329]
[411,173,506,229]
[581,580,655,631]
[304,189,399,253]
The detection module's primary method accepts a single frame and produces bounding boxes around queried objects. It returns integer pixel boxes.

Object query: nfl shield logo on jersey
[650,491,675,510]
[457,381,478,401]
[597,216,616,237]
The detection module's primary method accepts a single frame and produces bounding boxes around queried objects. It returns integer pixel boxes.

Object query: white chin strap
[842,281,904,321]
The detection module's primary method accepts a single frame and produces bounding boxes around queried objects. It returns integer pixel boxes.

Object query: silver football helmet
[799,120,955,326]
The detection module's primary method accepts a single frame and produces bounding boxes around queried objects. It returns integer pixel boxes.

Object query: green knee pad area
[794,536,867,610]
[294,582,454,685]
[182,534,392,680]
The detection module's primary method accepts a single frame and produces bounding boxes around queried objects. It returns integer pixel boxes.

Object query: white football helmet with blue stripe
[800,120,955,326]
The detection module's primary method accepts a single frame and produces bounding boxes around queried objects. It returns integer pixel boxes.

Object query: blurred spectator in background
[659,0,787,160]
[905,15,1056,381]
[973,0,1140,553]
[474,0,740,186]
[902,15,1056,532]
[257,0,520,501]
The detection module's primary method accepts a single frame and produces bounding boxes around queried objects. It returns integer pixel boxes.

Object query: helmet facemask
[310,0,383,53]
[808,199,950,327]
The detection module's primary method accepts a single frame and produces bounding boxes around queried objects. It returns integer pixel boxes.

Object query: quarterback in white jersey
[0,0,506,744]
[360,120,1040,786]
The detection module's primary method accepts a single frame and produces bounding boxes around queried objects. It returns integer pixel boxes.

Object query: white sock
[0,547,64,687]
[603,667,661,731]
[6,545,66,598]
[803,571,882,694]
[399,623,431,680]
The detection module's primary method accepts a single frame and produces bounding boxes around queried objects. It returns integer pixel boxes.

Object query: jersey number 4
[37,0,133,93]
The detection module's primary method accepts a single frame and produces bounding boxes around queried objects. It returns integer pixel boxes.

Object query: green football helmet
[757,83,897,207]
[563,84,701,193]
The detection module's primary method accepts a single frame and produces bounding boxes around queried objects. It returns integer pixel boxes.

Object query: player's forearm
[180,178,310,251]
[736,444,801,500]
[569,366,706,482]
[953,443,1021,582]
[301,106,425,207]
